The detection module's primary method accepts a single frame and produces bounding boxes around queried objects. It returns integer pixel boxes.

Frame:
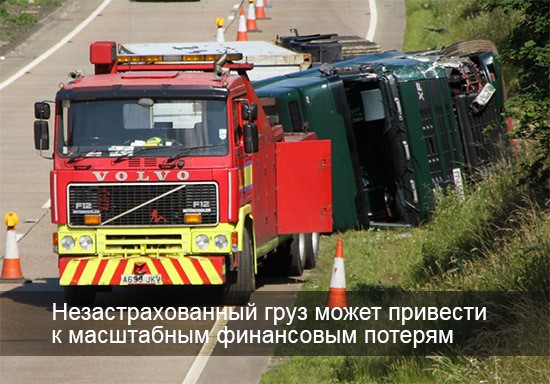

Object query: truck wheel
[304,233,320,269]
[288,233,306,276]
[224,229,255,305]
[64,286,96,307]
[394,187,421,225]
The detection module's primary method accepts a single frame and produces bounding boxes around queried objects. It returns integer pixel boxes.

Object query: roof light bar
[116,53,243,64]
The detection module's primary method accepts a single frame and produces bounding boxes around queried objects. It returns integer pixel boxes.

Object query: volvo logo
[92,171,190,182]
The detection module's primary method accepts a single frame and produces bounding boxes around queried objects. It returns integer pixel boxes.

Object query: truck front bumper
[59,255,225,286]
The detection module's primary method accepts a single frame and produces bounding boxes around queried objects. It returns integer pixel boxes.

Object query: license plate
[121,274,162,285]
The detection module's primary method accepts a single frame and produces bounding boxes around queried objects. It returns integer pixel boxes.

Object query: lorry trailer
[255,41,508,228]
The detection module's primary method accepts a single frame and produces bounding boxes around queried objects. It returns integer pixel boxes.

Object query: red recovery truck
[33,41,332,306]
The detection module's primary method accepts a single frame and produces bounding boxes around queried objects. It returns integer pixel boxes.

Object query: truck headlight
[195,235,209,250]
[214,235,228,250]
[60,236,75,251]
[79,235,93,251]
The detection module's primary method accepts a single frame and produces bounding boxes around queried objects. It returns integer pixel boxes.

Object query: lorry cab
[34,41,332,306]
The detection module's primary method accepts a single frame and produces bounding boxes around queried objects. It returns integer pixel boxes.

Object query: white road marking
[366,0,378,42]
[181,306,233,384]
[42,199,51,209]
[0,0,113,91]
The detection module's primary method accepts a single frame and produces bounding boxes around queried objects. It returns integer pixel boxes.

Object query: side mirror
[34,102,51,120]
[34,120,50,150]
[242,103,258,121]
[243,123,259,154]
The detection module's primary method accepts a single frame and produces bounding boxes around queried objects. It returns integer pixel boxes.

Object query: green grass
[301,228,424,293]
[403,0,519,52]
[0,0,61,47]
[261,139,547,384]
[261,142,549,383]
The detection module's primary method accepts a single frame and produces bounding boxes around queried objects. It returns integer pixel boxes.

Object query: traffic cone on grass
[246,0,260,32]
[236,7,248,41]
[1,212,25,283]
[325,238,347,308]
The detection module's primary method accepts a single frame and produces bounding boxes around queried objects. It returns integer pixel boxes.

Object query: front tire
[224,229,255,305]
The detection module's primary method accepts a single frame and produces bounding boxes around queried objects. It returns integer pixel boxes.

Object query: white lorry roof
[118,41,312,80]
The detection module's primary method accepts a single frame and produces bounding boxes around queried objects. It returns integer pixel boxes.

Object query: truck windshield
[58,98,229,158]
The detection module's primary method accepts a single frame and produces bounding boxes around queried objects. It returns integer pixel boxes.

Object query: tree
[482,0,549,197]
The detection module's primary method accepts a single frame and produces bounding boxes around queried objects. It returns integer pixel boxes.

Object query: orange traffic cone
[236,7,248,41]
[215,17,225,42]
[1,212,25,282]
[255,0,268,19]
[326,238,347,308]
[246,0,259,32]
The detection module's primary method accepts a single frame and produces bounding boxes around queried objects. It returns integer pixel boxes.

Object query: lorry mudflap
[59,256,225,286]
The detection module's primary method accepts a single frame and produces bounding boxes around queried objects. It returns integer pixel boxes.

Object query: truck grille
[67,182,218,227]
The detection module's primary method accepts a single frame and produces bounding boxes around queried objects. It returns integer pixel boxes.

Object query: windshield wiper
[67,154,86,164]
[67,151,102,164]
[166,144,225,163]
[113,145,171,163]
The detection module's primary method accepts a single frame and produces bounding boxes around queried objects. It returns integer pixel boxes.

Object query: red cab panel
[276,140,332,234]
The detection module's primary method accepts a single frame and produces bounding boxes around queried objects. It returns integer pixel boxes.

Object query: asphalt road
[0,1,404,383]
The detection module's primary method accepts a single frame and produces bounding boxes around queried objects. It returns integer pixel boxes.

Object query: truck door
[234,99,278,249]
[276,138,332,234]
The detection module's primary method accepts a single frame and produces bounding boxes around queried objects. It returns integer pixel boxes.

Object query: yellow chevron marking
[60,256,222,286]
[78,258,101,285]
[60,260,79,285]
[99,259,119,285]
[198,258,223,284]
[122,259,135,277]
[145,259,159,275]
[181,258,203,284]
[161,258,184,285]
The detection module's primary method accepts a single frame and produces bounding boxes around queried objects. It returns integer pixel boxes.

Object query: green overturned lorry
[254,41,508,229]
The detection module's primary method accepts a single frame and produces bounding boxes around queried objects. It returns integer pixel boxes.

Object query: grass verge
[261,145,549,383]
[402,0,519,52]
[0,0,62,50]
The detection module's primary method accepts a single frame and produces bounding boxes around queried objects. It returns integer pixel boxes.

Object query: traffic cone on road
[215,17,225,42]
[325,238,347,308]
[1,212,25,282]
[236,7,248,41]
[246,0,259,32]
[255,0,268,19]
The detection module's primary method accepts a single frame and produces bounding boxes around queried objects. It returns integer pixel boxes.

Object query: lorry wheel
[304,233,320,269]
[394,188,421,225]
[224,229,255,305]
[287,233,306,276]
[64,286,96,307]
